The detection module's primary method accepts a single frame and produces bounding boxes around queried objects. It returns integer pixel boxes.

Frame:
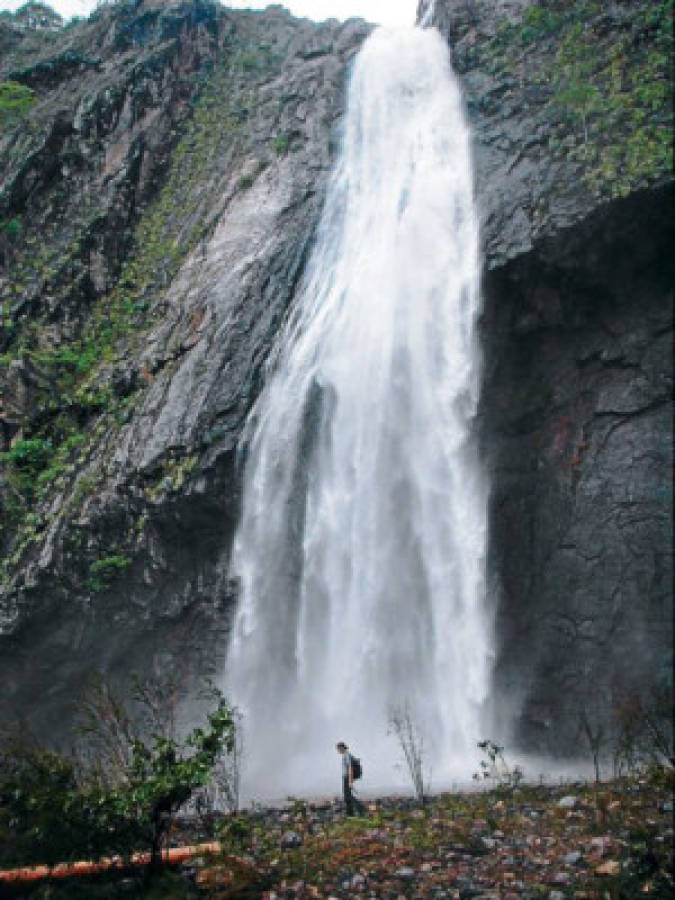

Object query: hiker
[336,741,366,817]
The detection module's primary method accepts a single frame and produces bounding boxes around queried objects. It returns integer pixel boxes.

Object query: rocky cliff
[425,0,673,753]
[1,0,672,756]
[0,0,371,734]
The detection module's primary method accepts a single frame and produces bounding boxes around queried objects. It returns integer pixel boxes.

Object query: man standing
[336,741,365,816]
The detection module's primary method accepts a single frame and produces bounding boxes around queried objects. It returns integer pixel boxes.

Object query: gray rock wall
[481,185,673,753]
[0,0,370,734]
[0,0,671,756]
[429,0,673,752]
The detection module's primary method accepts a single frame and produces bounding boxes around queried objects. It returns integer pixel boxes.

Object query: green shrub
[0,686,236,869]
[272,133,290,155]
[1,437,53,473]
[89,554,131,575]
[2,218,22,241]
[88,554,131,592]
[518,5,563,43]
[0,81,36,125]
[0,736,134,867]
[485,0,672,198]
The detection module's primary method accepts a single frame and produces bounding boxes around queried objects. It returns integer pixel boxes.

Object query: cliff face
[427,0,673,751]
[1,0,672,754]
[0,0,371,732]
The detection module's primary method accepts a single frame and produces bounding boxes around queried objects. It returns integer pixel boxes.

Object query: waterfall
[224,23,490,799]
[419,0,437,29]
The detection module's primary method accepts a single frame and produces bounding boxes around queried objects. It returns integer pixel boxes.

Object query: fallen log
[0,842,222,883]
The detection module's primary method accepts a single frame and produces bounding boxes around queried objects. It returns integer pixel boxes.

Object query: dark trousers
[343,776,365,816]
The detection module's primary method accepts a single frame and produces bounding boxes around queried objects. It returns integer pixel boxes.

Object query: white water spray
[224,24,490,798]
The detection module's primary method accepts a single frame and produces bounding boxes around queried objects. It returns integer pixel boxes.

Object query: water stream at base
[223,23,491,799]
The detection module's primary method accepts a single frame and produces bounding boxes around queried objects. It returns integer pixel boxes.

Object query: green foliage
[518,4,564,43]
[88,554,131,592]
[0,735,134,867]
[89,554,131,575]
[0,686,235,869]
[217,814,254,853]
[482,0,673,198]
[105,688,235,868]
[1,438,54,504]
[0,81,36,126]
[272,132,290,155]
[1,437,53,473]
[2,218,22,241]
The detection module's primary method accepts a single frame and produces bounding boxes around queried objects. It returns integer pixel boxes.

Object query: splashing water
[224,24,490,799]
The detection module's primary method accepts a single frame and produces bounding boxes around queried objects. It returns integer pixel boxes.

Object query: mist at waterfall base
[223,24,492,801]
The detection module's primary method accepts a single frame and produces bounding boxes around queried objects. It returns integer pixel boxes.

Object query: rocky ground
[6,771,673,898]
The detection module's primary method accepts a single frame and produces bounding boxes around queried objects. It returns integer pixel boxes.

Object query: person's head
[336,741,347,754]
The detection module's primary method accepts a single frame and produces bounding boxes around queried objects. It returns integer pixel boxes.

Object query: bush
[0,734,134,867]
[272,133,290,155]
[88,555,131,592]
[3,218,22,241]
[1,437,53,473]
[613,678,675,774]
[0,683,236,869]
[0,81,35,125]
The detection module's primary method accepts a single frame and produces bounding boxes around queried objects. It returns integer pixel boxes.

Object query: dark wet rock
[0,0,371,736]
[0,0,671,760]
[480,183,673,754]
[280,830,303,849]
[0,357,52,444]
[424,0,674,755]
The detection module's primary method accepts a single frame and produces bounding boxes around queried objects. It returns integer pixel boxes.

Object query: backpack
[351,755,362,780]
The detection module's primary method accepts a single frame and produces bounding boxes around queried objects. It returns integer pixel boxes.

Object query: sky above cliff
[0,0,418,26]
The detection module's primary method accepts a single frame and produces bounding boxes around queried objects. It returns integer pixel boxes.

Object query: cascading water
[224,22,490,798]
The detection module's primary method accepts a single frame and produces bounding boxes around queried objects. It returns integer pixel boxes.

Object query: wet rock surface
[480,184,673,754]
[0,0,672,755]
[427,0,673,754]
[0,0,371,734]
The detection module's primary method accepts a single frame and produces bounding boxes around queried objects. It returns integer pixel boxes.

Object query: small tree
[196,706,244,823]
[0,680,235,870]
[473,740,524,794]
[613,681,675,775]
[0,729,134,867]
[78,676,235,869]
[388,702,429,805]
[115,692,235,869]
[579,710,605,784]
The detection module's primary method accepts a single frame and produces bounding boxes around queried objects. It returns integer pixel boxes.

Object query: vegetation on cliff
[0,80,35,125]
[478,0,672,199]
[1,0,670,587]
[0,0,289,583]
